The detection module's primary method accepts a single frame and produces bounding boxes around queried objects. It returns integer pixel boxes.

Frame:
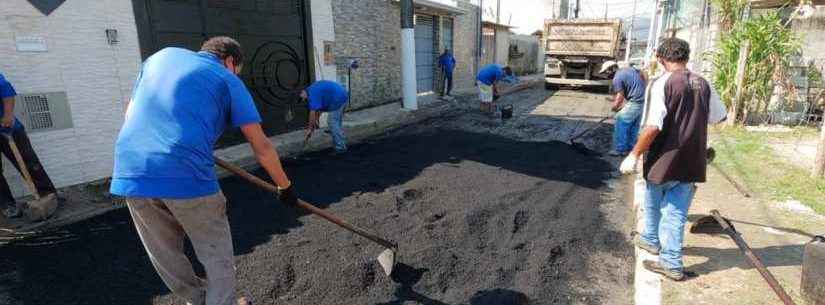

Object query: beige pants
[127,192,235,305]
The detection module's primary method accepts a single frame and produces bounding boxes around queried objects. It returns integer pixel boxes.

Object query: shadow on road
[683,244,805,275]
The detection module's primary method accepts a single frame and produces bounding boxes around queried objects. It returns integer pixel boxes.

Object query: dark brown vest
[643,71,711,184]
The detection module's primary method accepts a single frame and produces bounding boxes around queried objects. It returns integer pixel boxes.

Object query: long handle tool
[690,210,797,305]
[214,157,398,276]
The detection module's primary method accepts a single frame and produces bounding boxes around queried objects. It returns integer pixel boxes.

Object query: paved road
[0,87,633,305]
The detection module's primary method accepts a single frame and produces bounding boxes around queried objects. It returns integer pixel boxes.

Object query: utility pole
[574,0,580,18]
[496,0,501,24]
[624,0,638,62]
[604,0,608,20]
[644,0,660,64]
[400,0,417,110]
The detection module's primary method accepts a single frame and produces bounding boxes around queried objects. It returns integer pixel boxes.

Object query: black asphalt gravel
[0,99,634,305]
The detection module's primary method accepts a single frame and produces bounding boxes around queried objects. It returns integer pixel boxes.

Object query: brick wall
[332,0,479,109]
[0,0,142,196]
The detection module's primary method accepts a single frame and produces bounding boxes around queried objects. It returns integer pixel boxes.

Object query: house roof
[482,21,515,29]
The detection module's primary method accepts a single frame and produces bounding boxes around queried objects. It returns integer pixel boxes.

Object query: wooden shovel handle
[214,157,397,250]
[4,134,39,200]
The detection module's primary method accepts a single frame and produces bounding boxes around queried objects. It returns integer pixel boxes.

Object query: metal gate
[415,15,435,93]
[131,0,314,147]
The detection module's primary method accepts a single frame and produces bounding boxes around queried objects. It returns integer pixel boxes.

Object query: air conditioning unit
[13,92,73,133]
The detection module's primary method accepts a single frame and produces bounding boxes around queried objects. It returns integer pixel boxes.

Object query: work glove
[619,154,639,175]
[278,184,299,207]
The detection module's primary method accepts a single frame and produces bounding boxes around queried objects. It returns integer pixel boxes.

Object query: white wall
[311,0,337,81]
[0,0,142,196]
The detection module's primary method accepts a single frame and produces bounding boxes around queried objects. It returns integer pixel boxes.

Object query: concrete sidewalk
[632,166,825,305]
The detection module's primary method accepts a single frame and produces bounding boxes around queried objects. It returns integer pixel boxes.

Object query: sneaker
[3,204,22,218]
[643,260,685,281]
[635,236,660,255]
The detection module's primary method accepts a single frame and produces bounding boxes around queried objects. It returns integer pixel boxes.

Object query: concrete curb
[633,176,663,305]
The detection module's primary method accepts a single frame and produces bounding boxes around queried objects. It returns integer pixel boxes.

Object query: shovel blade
[377,248,396,276]
[690,215,735,235]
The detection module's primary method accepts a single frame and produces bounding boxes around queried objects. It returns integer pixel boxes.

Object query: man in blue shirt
[300,80,349,154]
[0,73,56,218]
[601,61,647,156]
[438,49,456,97]
[111,37,297,305]
[476,64,514,114]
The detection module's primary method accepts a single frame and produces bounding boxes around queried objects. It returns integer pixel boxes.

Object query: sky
[481,0,655,40]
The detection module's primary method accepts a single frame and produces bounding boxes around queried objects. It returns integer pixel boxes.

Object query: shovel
[690,210,797,305]
[3,134,57,221]
[214,157,398,276]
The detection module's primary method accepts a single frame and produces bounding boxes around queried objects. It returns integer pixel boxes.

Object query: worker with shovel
[476,64,515,115]
[300,80,349,155]
[600,60,647,156]
[111,36,298,305]
[0,72,58,219]
[438,49,456,98]
[619,38,727,281]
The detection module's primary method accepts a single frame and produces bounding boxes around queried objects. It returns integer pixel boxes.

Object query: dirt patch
[0,89,634,305]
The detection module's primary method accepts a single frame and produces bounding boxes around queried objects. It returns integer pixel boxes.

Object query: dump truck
[543,18,622,90]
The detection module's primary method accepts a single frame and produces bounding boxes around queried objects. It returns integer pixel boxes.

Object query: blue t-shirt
[110,48,262,199]
[307,80,348,112]
[0,73,25,132]
[477,64,506,86]
[613,67,646,104]
[438,53,456,75]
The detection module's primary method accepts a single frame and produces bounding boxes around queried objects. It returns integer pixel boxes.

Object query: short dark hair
[656,37,690,63]
[503,66,513,76]
[201,36,244,64]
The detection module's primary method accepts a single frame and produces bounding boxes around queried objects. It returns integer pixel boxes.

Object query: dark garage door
[131,0,313,147]
[415,15,435,93]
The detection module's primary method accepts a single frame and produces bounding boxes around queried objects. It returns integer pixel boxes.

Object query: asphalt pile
[0,113,633,305]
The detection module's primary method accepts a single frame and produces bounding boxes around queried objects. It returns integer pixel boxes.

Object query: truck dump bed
[544,19,622,58]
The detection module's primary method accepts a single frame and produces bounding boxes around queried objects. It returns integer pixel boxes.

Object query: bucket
[802,235,825,305]
[501,104,513,119]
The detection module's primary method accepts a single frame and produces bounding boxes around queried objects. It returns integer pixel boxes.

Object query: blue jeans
[327,105,347,152]
[613,102,642,153]
[640,181,696,271]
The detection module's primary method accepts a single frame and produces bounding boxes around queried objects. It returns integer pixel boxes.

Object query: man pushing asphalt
[476,64,514,114]
[111,37,298,305]
[600,60,647,156]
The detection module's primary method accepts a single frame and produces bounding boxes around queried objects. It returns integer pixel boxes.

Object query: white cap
[600,60,618,74]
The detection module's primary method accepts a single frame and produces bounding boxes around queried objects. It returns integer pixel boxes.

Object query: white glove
[619,154,639,175]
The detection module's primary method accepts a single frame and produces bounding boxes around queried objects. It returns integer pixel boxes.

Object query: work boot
[643,260,685,281]
[634,235,660,255]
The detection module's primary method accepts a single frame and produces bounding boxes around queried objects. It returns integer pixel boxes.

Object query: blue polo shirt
[477,64,505,86]
[613,67,646,104]
[438,53,456,75]
[0,73,25,132]
[307,80,348,112]
[110,48,262,199]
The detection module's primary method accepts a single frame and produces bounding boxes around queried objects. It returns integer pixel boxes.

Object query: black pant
[0,128,56,206]
[441,72,453,96]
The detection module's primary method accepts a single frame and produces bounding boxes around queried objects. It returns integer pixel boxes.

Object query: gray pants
[127,192,235,305]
